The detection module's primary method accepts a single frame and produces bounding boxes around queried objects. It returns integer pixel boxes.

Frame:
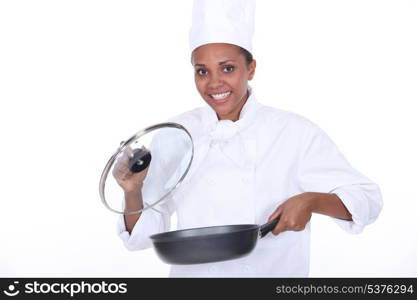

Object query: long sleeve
[117,201,174,250]
[117,154,177,250]
[116,128,183,250]
[297,122,383,234]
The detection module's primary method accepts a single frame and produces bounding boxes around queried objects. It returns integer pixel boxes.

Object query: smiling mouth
[209,91,231,100]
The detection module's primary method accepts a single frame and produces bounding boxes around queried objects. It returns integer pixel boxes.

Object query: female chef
[114,0,383,277]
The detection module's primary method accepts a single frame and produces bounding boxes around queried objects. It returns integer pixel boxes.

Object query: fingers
[118,140,135,158]
[268,206,284,235]
[268,209,309,236]
[268,206,282,222]
[113,140,151,183]
[114,153,129,171]
[125,146,134,158]
[268,206,304,235]
[113,143,135,181]
[272,217,286,235]
[112,161,130,181]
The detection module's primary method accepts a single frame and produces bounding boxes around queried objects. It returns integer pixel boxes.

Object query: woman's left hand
[268,192,316,235]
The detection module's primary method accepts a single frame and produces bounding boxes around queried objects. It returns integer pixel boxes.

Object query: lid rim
[99,122,195,215]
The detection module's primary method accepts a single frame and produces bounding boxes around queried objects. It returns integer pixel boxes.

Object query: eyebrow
[193,60,236,67]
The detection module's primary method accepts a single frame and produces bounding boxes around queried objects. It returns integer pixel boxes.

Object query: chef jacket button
[210,140,218,148]
[241,176,251,184]
[206,177,215,185]
[208,265,218,274]
[243,265,251,273]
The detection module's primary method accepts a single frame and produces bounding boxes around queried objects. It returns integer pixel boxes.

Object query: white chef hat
[189,0,256,54]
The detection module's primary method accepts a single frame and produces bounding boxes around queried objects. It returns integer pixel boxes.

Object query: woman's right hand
[112,144,150,194]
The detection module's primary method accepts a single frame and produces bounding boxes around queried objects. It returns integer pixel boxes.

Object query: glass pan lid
[99,122,194,215]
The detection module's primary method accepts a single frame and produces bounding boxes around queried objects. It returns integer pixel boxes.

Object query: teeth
[211,91,231,100]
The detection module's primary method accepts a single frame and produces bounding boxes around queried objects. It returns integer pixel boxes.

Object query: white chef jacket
[117,90,383,277]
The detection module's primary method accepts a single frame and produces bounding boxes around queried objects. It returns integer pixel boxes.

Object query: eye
[196,68,208,76]
[223,65,235,73]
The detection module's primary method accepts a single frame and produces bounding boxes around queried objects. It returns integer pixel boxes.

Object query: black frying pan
[128,149,280,264]
[149,217,280,264]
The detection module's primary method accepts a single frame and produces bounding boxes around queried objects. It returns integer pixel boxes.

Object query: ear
[247,59,256,80]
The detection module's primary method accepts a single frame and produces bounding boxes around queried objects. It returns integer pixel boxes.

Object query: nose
[208,73,224,90]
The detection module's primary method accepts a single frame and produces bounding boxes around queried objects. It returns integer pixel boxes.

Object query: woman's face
[191,43,256,121]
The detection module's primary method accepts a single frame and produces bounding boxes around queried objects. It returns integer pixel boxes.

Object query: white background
[0,0,416,277]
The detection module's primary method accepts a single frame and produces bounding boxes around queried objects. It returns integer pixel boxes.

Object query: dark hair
[238,46,254,65]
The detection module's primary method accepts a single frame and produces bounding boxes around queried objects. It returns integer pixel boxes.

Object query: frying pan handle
[259,217,280,238]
